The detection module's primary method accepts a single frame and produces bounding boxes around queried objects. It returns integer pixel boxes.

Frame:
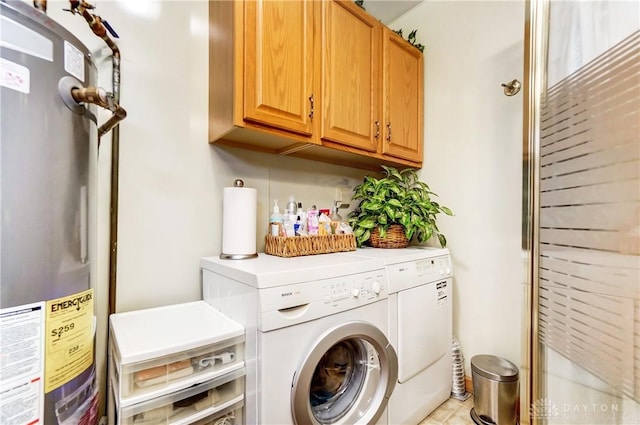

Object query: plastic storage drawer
[109,301,244,405]
[115,368,245,425]
[189,399,243,425]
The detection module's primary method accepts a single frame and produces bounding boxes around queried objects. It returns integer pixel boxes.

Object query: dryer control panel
[386,254,452,294]
[258,269,388,332]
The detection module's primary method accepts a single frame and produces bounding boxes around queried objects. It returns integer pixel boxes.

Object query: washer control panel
[323,272,384,305]
[258,269,388,332]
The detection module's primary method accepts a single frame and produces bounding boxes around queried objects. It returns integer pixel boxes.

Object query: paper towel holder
[220,179,259,260]
[220,253,258,260]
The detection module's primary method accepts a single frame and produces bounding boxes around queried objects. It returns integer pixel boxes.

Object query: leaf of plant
[406,227,415,241]
[378,213,387,225]
[388,168,403,181]
[357,230,371,247]
[441,206,454,216]
[423,226,433,243]
[384,205,396,221]
[438,233,447,247]
[357,218,376,229]
[416,180,430,190]
[388,185,402,195]
[387,198,402,208]
[362,201,383,212]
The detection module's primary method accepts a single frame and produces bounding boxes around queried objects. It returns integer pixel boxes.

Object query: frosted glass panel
[536,2,640,421]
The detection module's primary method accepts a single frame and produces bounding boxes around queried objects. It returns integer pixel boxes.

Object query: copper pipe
[67,2,124,422]
[98,105,126,138]
[70,86,127,137]
[69,1,120,59]
[33,0,46,13]
[67,0,122,316]
[71,86,109,109]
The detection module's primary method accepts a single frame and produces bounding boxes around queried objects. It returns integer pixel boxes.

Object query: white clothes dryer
[347,247,453,425]
[201,253,398,425]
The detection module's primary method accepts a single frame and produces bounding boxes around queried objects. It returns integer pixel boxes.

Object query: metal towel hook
[501,79,521,96]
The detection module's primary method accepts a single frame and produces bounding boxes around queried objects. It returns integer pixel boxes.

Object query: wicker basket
[370,224,409,248]
[265,233,356,258]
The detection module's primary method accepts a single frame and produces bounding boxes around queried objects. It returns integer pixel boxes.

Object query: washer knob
[372,280,381,295]
[351,287,360,298]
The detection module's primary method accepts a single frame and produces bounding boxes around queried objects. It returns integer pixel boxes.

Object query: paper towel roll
[221,182,258,259]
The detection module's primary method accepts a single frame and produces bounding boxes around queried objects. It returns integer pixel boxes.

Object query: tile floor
[418,396,476,425]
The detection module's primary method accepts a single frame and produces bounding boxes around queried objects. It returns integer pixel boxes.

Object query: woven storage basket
[370,224,409,248]
[265,234,356,258]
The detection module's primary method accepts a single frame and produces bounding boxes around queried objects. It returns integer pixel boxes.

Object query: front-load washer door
[291,321,398,425]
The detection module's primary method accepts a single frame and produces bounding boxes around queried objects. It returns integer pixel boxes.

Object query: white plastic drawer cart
[109,301,245,425]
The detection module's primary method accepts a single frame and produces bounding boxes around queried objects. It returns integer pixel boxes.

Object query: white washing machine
[201,253,398,425]
[347,247,453,425]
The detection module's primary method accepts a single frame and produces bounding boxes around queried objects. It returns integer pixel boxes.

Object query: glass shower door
[531,2,640,424]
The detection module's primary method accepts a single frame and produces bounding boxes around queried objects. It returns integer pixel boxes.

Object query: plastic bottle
[286,195,296,220]
[269,200,283,237]
[330,202,343,222]
[330,203,343,234]
[318,211,330,235]
[307,205,319,235]
[295,202,306,234]
[283,195,296,236]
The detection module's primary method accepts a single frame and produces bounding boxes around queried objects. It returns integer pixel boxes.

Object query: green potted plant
[348,165,453,248]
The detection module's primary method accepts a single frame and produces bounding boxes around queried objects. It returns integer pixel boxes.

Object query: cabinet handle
[374,121,380,139]
[308,94,314,119]
[386,122,392,141]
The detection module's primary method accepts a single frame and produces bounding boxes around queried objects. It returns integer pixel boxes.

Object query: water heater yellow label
[44,289,94,393]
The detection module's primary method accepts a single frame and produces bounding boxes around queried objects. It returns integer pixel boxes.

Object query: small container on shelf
[115,368,244,425]
[109,301,245,406]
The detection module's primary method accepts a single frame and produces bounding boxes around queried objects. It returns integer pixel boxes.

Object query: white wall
[391,0,526,375]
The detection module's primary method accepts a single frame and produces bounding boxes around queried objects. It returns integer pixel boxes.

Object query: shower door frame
[523,0,550,424]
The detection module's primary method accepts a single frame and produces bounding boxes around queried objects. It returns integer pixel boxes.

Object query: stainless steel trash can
[470,355,519,425]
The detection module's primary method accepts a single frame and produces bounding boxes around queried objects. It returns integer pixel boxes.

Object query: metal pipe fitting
[70,86,127,138]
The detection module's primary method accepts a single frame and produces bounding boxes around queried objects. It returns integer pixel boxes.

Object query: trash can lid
[471,354,519,382]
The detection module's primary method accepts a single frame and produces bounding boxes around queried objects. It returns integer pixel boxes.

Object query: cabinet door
[382,29,423,162]
[321,0,381,152]
[244,0,315,136]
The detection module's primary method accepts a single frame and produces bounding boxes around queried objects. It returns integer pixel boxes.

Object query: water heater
[1,1,99,423]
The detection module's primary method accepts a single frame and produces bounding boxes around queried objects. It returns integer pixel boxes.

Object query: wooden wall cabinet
[210,0,318,154]
[209,0,424,170]
[382,27,424,162]
[243,0,316,138]
[320,0,380,153]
